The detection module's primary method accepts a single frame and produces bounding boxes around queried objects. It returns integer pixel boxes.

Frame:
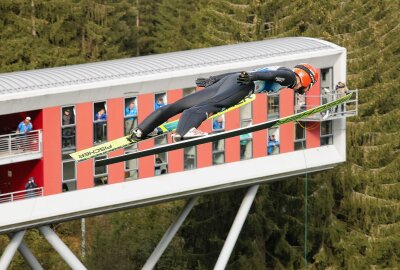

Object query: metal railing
[0,187,43,203]
[294,89,358,121]
[0,130,42,159]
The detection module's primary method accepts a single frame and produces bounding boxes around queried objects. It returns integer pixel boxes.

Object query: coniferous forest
[0,1,399,269]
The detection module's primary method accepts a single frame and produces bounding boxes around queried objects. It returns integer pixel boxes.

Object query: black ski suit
[137,67,297,137]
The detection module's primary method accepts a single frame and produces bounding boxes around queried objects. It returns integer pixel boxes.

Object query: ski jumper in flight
[130,63,319,141]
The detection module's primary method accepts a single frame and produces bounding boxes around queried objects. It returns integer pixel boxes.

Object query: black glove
[237,71,253,85]
[195,78,208,87]
[196,77,217,88]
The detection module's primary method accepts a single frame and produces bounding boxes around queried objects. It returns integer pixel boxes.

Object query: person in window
[131,64,319,142]
[94,108,107,143]
[155,97,165,110]
[62,109,74,125]
[125,101,138,135]
[268,135,280,155]
[212,116,224,130]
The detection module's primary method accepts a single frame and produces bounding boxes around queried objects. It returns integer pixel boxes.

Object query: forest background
[0,0,399,269]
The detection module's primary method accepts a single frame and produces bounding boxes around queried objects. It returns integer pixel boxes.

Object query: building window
[321,67,334,106]
[124,97,138,136]
[321,120,333,146]
[154,135,168,175]
[267,127,280,155]
[212,139,225,165]
[267,93,279,120]
[94,155,108,186]
[125,150,138,181]
[62,153,76,192]
[295,93,306,113]
[183,87,196,97]
[184,146,196,170]
[240,103,252,160]
[212,115,225,132]
[61,106,76,152]
[155,93,167,110]
[294,122,306,150]
[93,101,107,144]
[320,67,333,91]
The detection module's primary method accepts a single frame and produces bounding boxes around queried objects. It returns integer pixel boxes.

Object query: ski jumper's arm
[249,67,297,88]
[196,72,238,87]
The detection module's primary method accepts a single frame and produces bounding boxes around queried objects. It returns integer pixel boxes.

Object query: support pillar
[0,230,26,270]
[142,197,198,270]
[214,185,259,270]
[16,241,44,270]
[39,226,86,270]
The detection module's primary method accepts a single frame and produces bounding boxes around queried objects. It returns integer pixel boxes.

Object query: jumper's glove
[196,77,217,88]
[237,71,253,85]
[195,78,208,87]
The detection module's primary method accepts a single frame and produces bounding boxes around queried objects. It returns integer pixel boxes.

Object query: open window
[125,149,139,181]
[124,97,138,136]
[61,106,76,152]
[267,93,279,120]
[93,101,107,144]
[240,103,252,160]
[94,155,108,186]
[267,127,280,155]
[62,153,77,192]
[184,146,196,170]
[183,87,196,97]
[294,122,306,150]
[320,120,333,146]
[154,93,167,110]
[212,115,225,132]
[212,139,225,165]
[154,135,168,175]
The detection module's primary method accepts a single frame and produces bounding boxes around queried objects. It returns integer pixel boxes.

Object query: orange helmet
[293,63,319,90]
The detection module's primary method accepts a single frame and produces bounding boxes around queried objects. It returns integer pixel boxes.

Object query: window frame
[93,101,108,144]
[267,93,280,120]
[294,121,307,150]
[320,120,334,146]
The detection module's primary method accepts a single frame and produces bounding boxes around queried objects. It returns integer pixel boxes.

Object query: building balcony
[0,187,43,204]
[295,89,358,121]
[0,130,42,165]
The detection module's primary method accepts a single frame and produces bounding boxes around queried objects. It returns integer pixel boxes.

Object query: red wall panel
[76,103,94,189]
[137,94,155,178]
[107,98,125,184]
[225,107,240,163]
[42,107,62,195]
[279,89,295,153]
[167,89,184,173]
[252,94,267,158]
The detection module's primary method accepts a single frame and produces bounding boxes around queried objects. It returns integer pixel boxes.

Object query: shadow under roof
[0,37,339,95]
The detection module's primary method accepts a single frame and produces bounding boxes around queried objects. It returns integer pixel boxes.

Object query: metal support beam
[0,230,26,270]
[39,226,86,270]
[16,241,44,270]
[214,185,259,270]
[142,197,198,270]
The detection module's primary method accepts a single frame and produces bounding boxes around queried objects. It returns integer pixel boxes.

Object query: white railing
[0,129,42,158]
[295,89,358,120]
[0,187,43,203]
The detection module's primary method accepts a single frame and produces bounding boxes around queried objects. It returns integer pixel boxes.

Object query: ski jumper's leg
[136,79,225,136]
[176,74,252,136]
